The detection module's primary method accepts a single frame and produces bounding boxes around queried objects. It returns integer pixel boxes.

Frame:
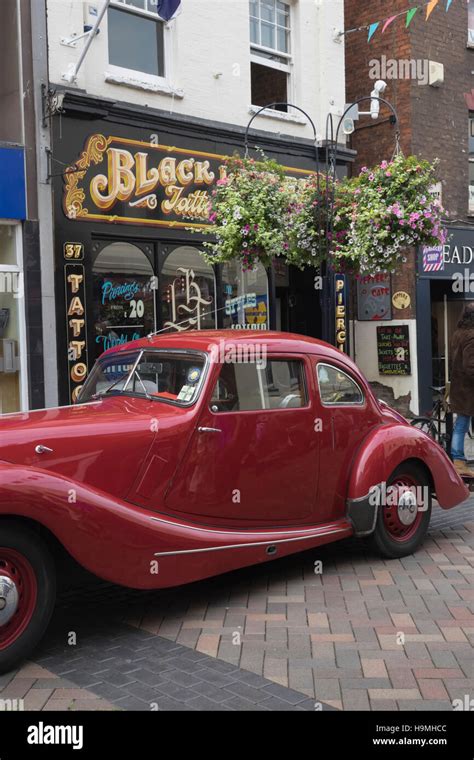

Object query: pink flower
[216,178,228,186]
[208,212,217,223]
[380,160,388,170]
[385,171,392,177]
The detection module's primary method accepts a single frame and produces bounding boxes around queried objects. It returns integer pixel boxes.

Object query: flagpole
[62,0,111,84]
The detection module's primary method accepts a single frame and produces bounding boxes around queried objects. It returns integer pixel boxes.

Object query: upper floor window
[249,0,291,112]
[469,0,474,47]
[108,1,165,78]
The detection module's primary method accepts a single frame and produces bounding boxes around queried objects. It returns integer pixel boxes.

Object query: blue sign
[0,147,26,220]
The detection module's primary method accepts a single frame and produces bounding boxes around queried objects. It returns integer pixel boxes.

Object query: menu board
[377,325,411,375]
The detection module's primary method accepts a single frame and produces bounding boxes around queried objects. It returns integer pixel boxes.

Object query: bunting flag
[406,7,418,26]
[368,22,379,41]
[382,15,397,33]
[357,0,456,43]
[426,0,439,19]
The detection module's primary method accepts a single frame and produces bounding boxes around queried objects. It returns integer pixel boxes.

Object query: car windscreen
[77,350,206,406]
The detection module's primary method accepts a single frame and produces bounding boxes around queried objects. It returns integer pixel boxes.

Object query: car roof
[102,330,360,372]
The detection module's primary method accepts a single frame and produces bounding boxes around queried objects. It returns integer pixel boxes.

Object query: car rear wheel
[0,523,56,673]
[370,462,432,559]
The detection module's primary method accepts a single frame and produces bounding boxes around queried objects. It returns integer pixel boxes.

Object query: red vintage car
[0,331,469,671]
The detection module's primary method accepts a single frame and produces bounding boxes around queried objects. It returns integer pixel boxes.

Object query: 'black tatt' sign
[377,325,411,376]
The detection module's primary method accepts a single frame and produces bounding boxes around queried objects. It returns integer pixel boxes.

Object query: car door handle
[197,426,222,434]
[35,444,54,454]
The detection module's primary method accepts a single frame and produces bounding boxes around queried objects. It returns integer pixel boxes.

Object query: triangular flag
[406,7,418,26]
[368,22,379,42]
[382,15,397,33]
[426,0,439,20]
[446,0,453,9]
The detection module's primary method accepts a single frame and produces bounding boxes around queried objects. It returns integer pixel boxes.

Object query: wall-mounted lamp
[41,85,66,128]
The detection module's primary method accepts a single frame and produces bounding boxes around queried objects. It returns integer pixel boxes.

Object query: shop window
[108,1,165,78]
[250,0,291,111]
[160,246,216,332]
[221,261,269,330]
[92,241,156,360]
[0,224,25,413]
[211,359,306,412]
[317,363,364,406]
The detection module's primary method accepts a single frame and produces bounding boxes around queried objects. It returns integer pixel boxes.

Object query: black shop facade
[52,93,351,405]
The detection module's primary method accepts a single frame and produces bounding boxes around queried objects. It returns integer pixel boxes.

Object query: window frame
[108,0,170,86]
[78,348,210,408]
[208,354,310,415]
[250,0,293,106]
[316,362,365,408]
[468,0,474,48]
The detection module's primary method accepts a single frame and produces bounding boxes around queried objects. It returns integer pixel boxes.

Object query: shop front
[416,226,474,414]
[52,99,337,405]
[0,146,27,413]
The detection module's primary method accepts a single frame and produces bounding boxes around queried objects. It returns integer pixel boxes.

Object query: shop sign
[392,291,411,310]
[357,273,391,321]
[64,262,88,403]
[377,325,411,376]
[422,245,444,272]
[335,274,347,352]
[63,134,227,230]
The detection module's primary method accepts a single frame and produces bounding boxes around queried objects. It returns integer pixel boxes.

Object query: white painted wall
[351,319,420,415]
[47,0,346,141]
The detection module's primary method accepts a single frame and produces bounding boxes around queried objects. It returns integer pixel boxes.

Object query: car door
[165,354,320,526]
[314,359,378,523]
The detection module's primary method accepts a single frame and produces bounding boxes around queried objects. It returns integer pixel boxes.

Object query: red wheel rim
[383,475,425,543]
[0,548,37,650]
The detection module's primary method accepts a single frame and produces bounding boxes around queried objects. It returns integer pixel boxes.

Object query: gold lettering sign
[63,134,314,229]
[64,261,88,403]
[335,275,347,353]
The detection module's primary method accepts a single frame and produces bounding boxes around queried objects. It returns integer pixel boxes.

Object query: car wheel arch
[0,515,84,579]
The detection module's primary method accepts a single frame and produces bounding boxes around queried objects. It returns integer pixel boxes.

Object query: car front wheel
[370,462,432,559]
[0,522,56,673]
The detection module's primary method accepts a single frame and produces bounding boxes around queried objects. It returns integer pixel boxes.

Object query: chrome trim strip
[153,526,349,557]
[150,514,346,537]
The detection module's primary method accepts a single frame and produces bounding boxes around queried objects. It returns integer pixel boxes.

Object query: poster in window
[93,273,155,358]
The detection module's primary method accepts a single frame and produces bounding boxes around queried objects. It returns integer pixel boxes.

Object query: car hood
[0,401,105,462]
[0,398,185,499]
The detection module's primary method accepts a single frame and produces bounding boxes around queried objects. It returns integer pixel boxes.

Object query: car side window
[211,360,306,412]
[317,363,364,406]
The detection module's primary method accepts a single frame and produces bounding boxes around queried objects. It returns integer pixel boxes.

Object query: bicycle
[410,385,450,452]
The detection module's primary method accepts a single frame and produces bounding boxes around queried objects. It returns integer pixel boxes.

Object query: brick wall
[344,0,471,321]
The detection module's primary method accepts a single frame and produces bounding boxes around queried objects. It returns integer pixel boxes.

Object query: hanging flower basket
[284,173,335,270]
[200,152,446,278]
[201,155,292,270]
[331,155,447,275]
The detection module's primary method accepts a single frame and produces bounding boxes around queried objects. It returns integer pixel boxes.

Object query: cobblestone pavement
[1,499,473,711]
